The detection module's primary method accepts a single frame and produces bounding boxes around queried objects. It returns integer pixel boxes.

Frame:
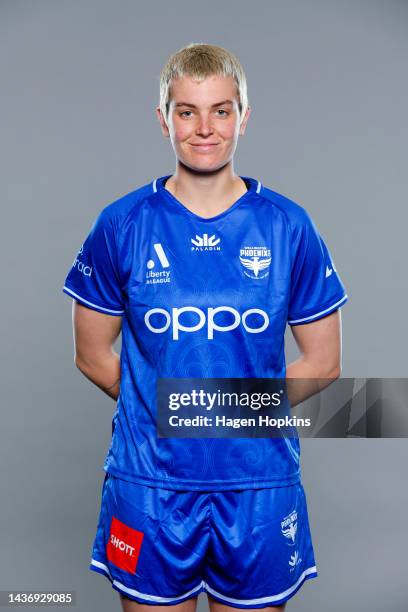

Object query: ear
[239,105,251,136]
[156,106,170,137]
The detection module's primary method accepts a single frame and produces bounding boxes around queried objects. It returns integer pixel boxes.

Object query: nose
[196,114,214,137]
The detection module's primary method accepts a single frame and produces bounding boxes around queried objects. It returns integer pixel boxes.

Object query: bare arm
[72,301,122,400]
[286,309,343,407]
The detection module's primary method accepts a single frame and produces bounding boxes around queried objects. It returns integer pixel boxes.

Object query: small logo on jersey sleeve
[239,246,271,279]
[72,243,93,277]
[325,259,337,278]
[106,516,144,574]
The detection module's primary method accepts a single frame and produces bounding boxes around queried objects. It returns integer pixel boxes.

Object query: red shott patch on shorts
[106,516,144,574]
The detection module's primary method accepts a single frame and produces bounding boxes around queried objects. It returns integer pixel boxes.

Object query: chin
[180,157,231,174]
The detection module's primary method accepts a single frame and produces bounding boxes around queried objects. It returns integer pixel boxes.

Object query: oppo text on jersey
[144,306,269,340]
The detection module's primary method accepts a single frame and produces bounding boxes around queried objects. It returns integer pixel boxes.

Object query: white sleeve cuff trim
[63,286,124,315]
[288,294,348,324]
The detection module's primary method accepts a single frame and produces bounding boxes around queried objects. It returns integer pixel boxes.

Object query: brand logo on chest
[191,233,221,252]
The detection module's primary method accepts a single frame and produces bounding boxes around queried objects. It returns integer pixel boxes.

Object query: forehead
[169,74,239,106]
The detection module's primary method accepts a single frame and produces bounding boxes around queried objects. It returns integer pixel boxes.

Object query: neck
[164,162,247,218]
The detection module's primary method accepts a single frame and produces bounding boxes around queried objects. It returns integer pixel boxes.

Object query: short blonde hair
[159,43,249,124]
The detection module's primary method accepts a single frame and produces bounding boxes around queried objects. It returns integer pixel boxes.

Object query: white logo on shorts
[288,550,302,571]
[281,510,297,545]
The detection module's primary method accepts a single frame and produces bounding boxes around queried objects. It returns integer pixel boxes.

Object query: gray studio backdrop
[1,1,407,611]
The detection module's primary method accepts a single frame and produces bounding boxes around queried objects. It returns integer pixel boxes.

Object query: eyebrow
[174,100,234,108]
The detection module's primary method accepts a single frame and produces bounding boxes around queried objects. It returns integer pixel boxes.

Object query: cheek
[171,120,191,143]
[219,120,240,140]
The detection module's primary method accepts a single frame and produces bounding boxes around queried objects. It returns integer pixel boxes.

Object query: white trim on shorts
[204,566,317,606]
[90,559,317,606]
[90,559,205,603]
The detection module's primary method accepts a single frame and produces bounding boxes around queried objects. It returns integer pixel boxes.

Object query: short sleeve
[288,211,348,325]
[62,208,124,315]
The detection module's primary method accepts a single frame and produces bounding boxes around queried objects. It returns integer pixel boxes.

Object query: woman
[62,43,347,611]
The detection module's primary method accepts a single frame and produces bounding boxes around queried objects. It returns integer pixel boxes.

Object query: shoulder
[258,184,316,235]
[95,179,156,231]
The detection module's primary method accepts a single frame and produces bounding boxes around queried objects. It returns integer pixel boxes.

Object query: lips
[190,143,220,152]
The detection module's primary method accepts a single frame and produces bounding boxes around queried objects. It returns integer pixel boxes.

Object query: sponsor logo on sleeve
[106,516,144,574]
[72,244,92,277]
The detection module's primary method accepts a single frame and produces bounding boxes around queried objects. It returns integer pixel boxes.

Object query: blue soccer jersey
[62,175,348,490]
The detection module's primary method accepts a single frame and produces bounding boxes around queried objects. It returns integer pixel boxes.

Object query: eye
[180,110,193,117]
[216,109,228,116]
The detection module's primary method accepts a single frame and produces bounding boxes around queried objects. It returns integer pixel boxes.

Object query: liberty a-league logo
[239,245,271,279]
[281,510,297,546]
[146,243,171,285]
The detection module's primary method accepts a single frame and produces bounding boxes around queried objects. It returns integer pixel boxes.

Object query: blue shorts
[89,473,317,608]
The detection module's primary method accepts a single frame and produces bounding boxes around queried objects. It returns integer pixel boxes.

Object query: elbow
[325,358,342,380]
[74,355,84,372]
[74,349,109,375]
[308,357,341,380]
[328,364,341,380]
[74,353,91,374]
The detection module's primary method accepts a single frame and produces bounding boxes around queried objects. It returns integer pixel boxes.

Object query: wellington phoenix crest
[239,246,271,279]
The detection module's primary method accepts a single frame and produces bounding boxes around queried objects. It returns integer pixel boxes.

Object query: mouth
[189,143,220,152]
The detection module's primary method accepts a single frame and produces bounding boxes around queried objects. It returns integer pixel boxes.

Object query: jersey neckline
[152,174,262,223]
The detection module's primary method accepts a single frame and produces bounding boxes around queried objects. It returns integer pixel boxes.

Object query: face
[156,74,251,173]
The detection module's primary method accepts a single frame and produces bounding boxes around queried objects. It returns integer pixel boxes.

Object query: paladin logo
[191,233,221,252]
[106,516,144,574]
[146,243,171,285]
[281,510,298,545]
[325,260,336,278]
[239,246,271,279]
[288,550,302,571]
